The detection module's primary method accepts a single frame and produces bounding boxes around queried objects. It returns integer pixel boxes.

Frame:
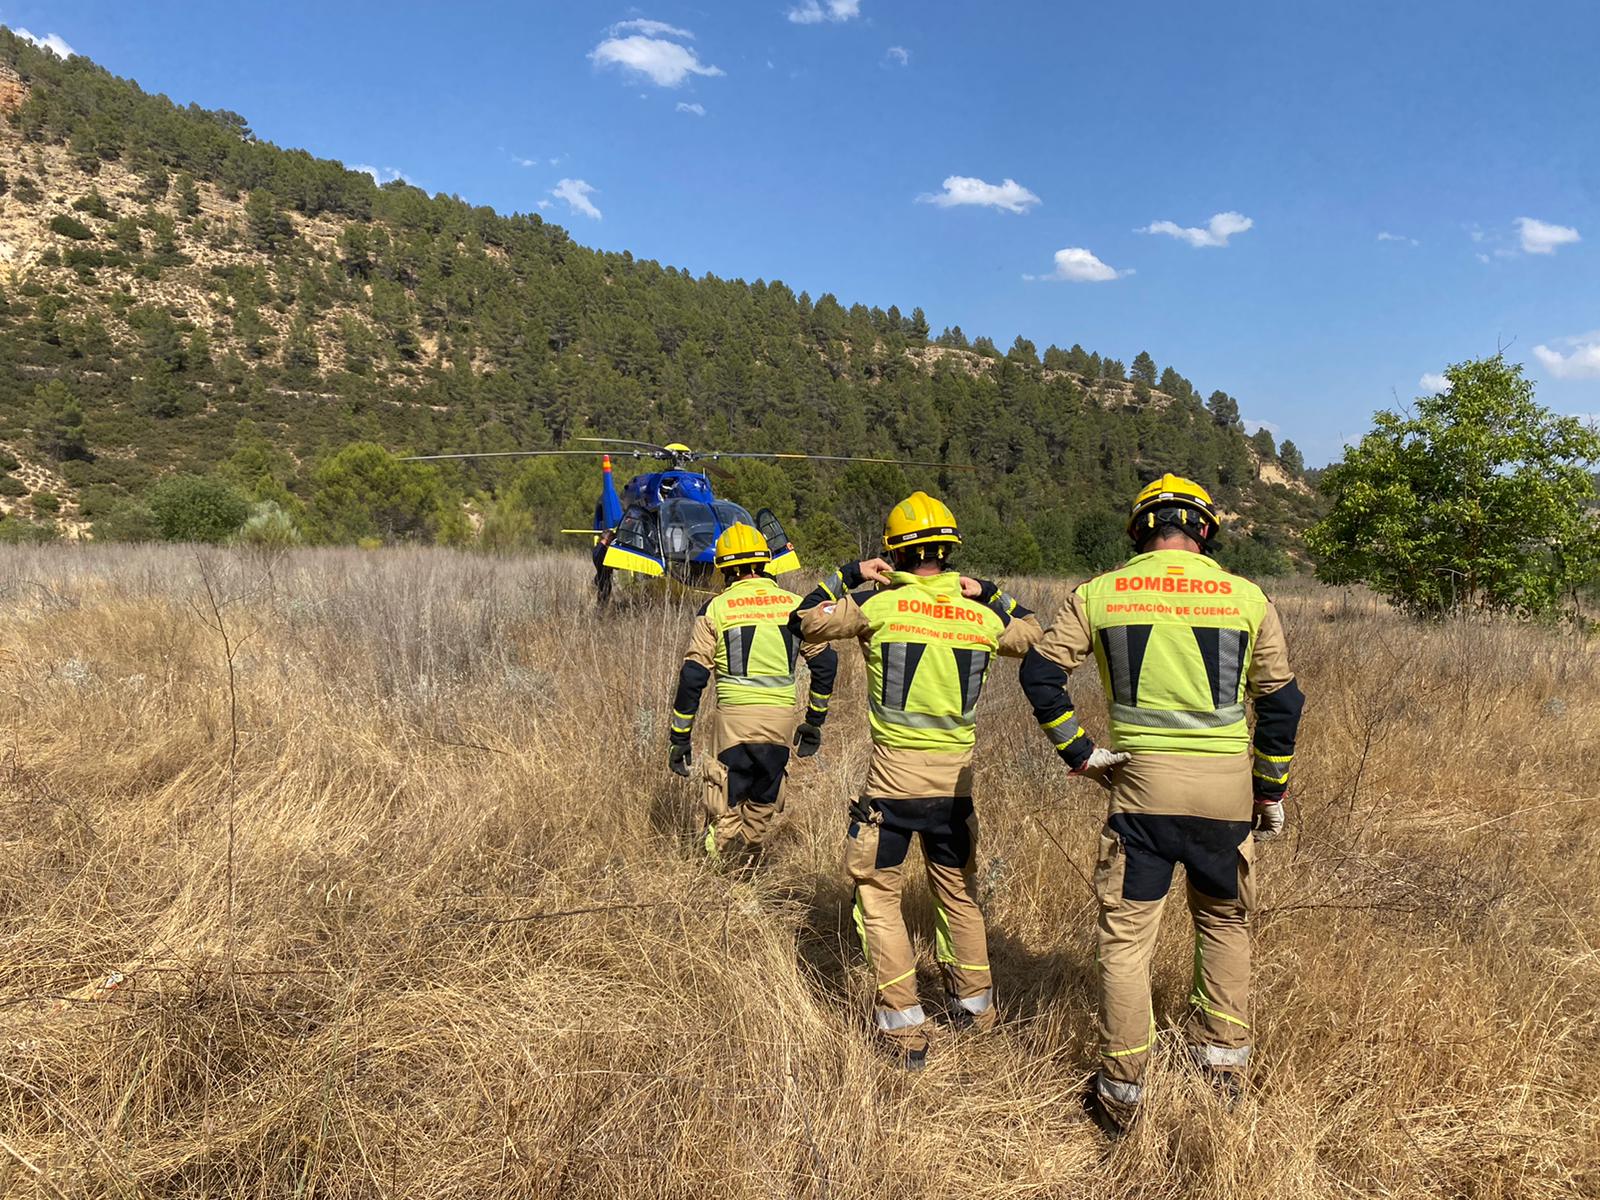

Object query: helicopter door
[602,506,665,577]
[754,508,801,575]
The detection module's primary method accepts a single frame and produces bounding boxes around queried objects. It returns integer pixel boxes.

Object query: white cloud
[512,155,538,168]
[886,45,910,66]
[917,175,1040,215]
[788,0,861,24]
[1419,372,1452,393]
[1243,418,1281,436]
[1137,211,1253,248]
[676,102,706,116]
[15,27,74,57]
[1533,331,1600,380]
[551,178,602,220]
[609,18,694,39]
[1377,231,1418,245]
[536,199,553,211]
[353,164,414,186]
[1516,216,1580,255]
[590,33,723,87]
[1025,247,1132,284]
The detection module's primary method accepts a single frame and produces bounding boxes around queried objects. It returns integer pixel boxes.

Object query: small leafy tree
[1278,439,1304,476]
[1307,356,1600,616]
[308,442,468,545]
[31,379,90,461]
[148,475,252,543]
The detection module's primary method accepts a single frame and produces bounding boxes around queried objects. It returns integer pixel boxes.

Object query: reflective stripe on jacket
[856,572,1008,753]
[706,577,805,707]
[1078,550,1269,754]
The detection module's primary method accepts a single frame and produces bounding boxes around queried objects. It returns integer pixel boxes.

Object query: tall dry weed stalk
[0,545,1595,1198]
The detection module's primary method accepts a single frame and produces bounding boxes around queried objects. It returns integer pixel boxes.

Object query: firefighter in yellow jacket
[669,524,839,871]
[793,492,1042,1068]
[1019,474,1306,1136]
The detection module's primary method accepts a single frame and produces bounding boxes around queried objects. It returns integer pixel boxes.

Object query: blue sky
[9,1,1600,464]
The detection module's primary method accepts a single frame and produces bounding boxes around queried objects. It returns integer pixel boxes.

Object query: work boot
[1081,1072,1139,1141]
[1185,1044,1247,1110]
[881,1031,929,1072]
[944,996,998,1035]
[1200,1066,1244,1110]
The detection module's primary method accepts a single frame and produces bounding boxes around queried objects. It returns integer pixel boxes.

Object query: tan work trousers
[844,798,995,1047]
[1094,752,1256,1101]
[701,707,796,860]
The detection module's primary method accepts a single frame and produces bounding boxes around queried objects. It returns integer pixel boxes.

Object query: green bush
[92,502,160,543]
[0,475,26,497]
[71,189,113,219]
[0,449,19,471]
[235,500,301,547]
[48,214,94,240]
[147,474,251,543]
[30,490,60,513]
[0,517,58,545]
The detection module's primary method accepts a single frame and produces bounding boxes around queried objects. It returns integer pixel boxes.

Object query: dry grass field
[0,545,1595,1199]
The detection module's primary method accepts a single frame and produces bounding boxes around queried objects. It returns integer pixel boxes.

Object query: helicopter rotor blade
[396,449,646,462]
[698,451,978,472]
[572,437,672,455]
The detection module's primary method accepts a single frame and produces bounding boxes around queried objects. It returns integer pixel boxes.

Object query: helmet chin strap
[891,543,952,572]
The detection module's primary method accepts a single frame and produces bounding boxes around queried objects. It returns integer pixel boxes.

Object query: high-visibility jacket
[671,576,838,746]
[1020,550,1304,797]
[796,567,1042,802]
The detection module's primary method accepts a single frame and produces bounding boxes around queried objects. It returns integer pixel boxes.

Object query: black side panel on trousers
[718,742,790,807]
[873,795,961,833]
[1107,812,1252,902]
[867,796,975,869]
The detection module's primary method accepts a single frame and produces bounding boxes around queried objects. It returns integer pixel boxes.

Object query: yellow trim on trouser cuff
[879,966,917,990]
[1192,998,1250,1029]
[1041,709,1077,731]
[1104,1016,1157,1058]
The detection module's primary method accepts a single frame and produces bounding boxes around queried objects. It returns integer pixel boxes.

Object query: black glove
[668,742,692,778]
[793,722,823,758]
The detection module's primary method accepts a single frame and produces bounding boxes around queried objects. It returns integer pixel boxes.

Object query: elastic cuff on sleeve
[1059,739,1094,772]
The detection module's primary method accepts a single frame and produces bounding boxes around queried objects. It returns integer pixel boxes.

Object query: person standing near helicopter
[668,524,839,873]
[791,493,1110,1068]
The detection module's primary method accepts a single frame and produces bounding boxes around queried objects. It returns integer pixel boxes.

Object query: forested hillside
[0,31,1319,573]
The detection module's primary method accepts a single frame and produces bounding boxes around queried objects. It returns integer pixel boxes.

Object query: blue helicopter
[405,437,965,601]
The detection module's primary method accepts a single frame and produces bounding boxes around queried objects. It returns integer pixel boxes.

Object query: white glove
[1075,747,1131,791]
[1252,797,1285,841]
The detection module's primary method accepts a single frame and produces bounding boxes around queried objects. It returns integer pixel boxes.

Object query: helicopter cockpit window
[659,499,724,559]
[712,501,755,530]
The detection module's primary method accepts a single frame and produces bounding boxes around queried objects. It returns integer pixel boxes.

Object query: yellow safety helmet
[713,522,772,571]
[1127,473,1221,546]
[883,491,961,551]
